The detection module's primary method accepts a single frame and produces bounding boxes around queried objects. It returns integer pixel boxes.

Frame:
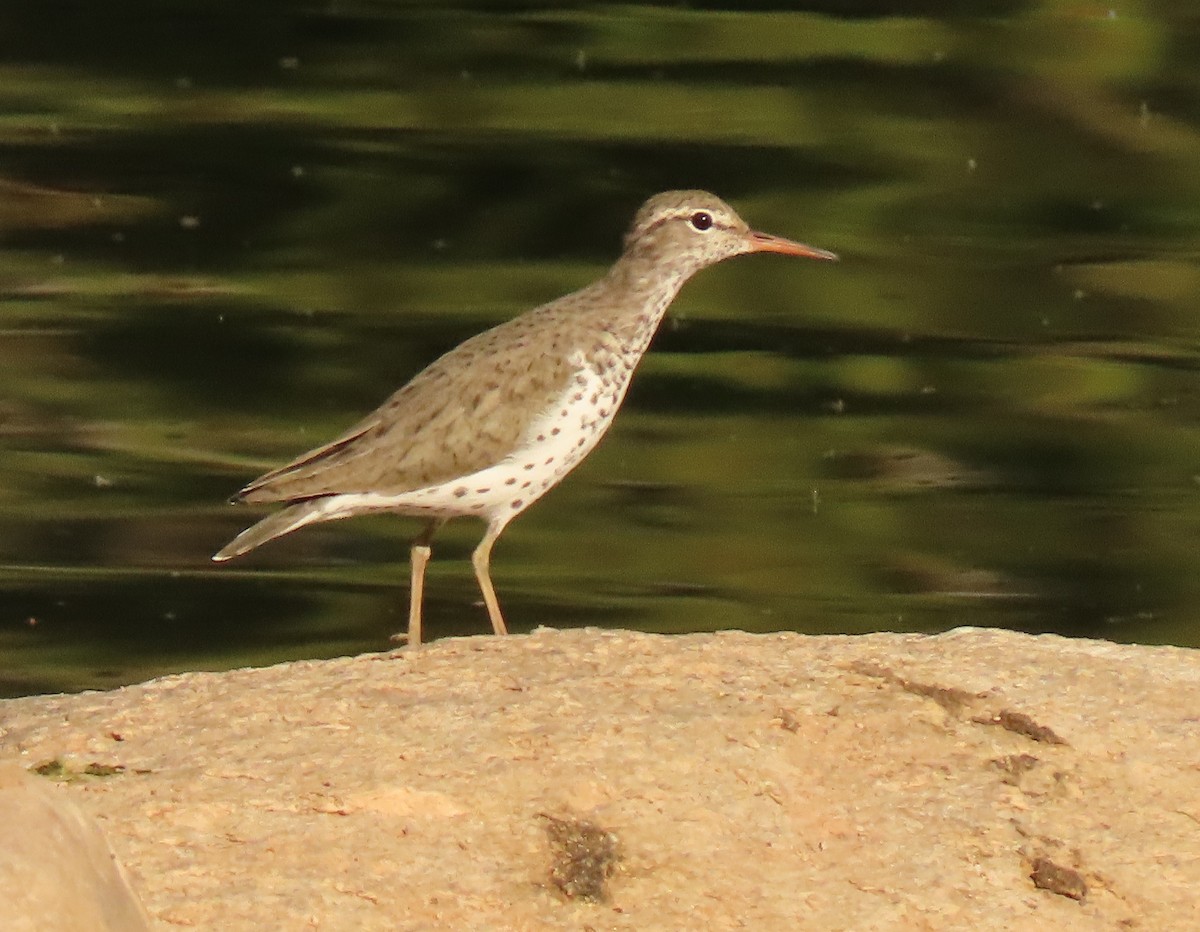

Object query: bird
[212,190,837,645]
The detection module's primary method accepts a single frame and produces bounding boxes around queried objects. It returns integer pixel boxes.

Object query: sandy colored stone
[1,627,1198,930]
[0,762,152,931]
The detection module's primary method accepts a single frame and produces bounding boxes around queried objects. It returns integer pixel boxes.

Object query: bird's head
[621,190,837,276]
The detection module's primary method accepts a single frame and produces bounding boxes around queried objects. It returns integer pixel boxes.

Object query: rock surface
[1,627,1198,930]
[0,762,152,931]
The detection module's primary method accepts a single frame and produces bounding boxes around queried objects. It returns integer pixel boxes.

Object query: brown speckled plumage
[213,190,836,645]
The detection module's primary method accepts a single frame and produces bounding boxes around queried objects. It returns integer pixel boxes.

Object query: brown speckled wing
[238,304,582,504]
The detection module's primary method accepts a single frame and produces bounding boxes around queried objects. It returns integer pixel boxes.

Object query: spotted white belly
[312,350,628,526]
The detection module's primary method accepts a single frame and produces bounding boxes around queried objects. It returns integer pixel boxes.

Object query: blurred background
[3,1,1200,697]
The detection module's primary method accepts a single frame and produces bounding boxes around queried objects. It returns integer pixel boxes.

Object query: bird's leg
[407,545,431,648]
[397,518,443,647]
[472,519,510,636]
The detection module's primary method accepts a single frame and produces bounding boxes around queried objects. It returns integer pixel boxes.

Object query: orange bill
[748,230,838,261]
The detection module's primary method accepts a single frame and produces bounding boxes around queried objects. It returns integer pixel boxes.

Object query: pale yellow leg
[407,543,431,647]
[392,519,442,648]
[472,521,509,636]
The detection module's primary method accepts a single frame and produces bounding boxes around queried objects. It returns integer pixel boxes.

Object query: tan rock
[0,762,151,931]
[1,627,1197,930]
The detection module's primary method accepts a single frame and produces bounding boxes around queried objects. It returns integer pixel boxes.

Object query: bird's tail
[212,500,331,562]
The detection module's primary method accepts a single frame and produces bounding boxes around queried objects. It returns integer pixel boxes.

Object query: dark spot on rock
[1030,856,1087,901]
[847,662,981,713]
[542,813,619,903]
[990,753,1039,782]
[974,710,1067,745]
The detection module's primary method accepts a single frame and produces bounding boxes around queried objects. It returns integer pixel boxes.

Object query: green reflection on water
[3,1,1200,697]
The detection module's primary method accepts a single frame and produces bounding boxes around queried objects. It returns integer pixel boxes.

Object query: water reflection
[3,1,1200,696]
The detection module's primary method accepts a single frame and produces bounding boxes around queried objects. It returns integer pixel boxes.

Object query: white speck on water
[180,215,201,230]
[966,158,977,172]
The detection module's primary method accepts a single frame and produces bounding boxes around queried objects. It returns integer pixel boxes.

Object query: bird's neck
[589,249,695,347]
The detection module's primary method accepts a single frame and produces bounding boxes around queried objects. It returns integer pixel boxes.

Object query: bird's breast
[516,348,631,466]
[319,337,651,524]
[387,351,635,523]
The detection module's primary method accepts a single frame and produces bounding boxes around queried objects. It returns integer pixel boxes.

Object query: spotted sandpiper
[213,190,836,645]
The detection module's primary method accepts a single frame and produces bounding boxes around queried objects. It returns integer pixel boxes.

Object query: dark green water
[4,2,1200,696]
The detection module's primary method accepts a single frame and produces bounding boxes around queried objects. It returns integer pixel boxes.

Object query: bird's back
[236,297,597,504]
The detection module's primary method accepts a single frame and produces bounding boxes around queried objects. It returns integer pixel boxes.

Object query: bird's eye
[690,211,713,231]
